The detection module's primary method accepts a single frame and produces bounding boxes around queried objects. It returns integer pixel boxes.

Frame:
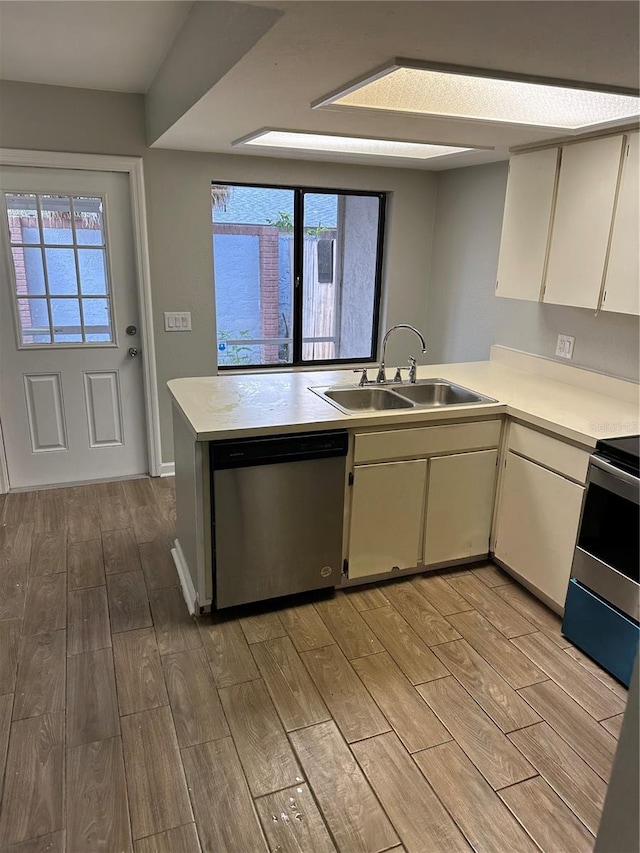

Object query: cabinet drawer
[354,420,501,464]
[508,422,589,483]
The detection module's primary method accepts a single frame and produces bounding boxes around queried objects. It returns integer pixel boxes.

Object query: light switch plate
[164,312,192,331]
[556,334,575,359]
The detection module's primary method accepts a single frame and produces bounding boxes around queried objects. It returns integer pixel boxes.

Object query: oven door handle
[590,455,640,503]
[591,455,639,487]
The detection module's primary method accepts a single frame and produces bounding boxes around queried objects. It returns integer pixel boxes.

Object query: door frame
[0,148,162,493]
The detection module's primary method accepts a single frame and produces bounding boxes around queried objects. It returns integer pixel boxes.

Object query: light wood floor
[0,478,628,853]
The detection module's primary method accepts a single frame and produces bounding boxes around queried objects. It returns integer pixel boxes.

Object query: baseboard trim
[172,538,197,616]
[8,472,150,492]
[160,462,175,477]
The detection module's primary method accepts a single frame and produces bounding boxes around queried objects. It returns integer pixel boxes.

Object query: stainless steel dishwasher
[210,430,348,608]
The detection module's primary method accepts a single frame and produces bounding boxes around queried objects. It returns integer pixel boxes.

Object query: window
[3,193,114,346]
[211,182,385,367]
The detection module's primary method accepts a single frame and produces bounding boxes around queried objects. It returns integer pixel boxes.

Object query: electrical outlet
[164,312,192,331]
[556,334,575,359]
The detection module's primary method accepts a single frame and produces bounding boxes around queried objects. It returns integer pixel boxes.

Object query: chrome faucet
[408,356,418,384]
[376,324,427,384]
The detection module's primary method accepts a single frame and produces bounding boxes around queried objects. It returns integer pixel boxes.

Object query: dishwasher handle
[211,430,348,470]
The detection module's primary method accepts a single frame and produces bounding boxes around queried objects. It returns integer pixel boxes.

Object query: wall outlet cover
[164,312,192,331]
[556,334,575,359]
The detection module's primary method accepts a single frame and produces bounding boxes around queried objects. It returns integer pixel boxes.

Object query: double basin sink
[313,378,497,415]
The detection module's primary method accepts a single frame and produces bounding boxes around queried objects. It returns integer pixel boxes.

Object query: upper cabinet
[495,147,559,301]
[496,130,639,316]
[601,131,640,316]
[544,135,625,310]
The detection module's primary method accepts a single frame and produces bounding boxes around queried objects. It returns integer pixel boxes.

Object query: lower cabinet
[424,450,498,565]
[345,419,587,605]
[347,459,427,579]
[346,448,498,579]
[494,451,584,609]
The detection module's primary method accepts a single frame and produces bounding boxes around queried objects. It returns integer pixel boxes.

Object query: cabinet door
[602,131,640,316]
[347,460,426,579]
[543,135,625,309]
[496,148,559,301]
[494,452,584,609]
[424,450,498,565]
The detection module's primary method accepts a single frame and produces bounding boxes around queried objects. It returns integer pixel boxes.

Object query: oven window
[578,482,639,582]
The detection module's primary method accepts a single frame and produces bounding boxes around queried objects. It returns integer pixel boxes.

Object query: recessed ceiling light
[233,129,477,160]
[314,61,640,132]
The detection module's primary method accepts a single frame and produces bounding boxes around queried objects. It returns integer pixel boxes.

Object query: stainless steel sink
[312,378,496,414]
[388,379,490,406]
[322,387,414,414]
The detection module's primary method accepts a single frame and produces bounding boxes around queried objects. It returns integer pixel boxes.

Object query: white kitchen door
[0,167,148,488]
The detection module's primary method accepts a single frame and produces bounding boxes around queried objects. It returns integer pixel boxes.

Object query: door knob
[128,347,139,358]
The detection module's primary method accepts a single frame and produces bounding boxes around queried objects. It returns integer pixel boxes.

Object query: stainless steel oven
[563,436,639,686]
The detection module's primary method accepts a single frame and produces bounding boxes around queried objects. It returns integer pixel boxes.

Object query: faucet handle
[393,366,406,383]
[353,368,368,386]
[408,356,418,384]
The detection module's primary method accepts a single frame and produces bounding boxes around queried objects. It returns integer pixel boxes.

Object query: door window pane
[51,298,82,342]
[12,247,46,295]
[82,298,111,338]
[212,185,294,366]
[6,194,38,243]
[45,247,78,294]
[73,197,104,244]
[40,195,73,244]
[17,298,51,343]
[4,191,113,346]
[78,248,107,294]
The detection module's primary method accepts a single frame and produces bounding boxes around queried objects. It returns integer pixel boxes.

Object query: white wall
[0,81,437,465]
[0,81,146,156]
[427,162,640,382]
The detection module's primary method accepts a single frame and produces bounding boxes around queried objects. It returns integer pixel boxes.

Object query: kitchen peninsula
[168,346,639,616]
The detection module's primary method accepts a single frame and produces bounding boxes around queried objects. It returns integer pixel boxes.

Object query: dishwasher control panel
[211,430,348,469]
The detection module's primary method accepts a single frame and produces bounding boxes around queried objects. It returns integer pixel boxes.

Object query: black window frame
[212,180,386,370]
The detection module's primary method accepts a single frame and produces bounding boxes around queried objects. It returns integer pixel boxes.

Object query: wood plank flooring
[0,478,628,852]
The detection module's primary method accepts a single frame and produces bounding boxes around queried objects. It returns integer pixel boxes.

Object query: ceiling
[0,1,192,93]
[0,1,638,170]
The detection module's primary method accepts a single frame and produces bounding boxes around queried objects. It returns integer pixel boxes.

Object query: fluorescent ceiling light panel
[235,130,474,159]
[316,63,640,131]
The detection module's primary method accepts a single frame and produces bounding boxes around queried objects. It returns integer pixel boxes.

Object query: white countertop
[168,352,639,448]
